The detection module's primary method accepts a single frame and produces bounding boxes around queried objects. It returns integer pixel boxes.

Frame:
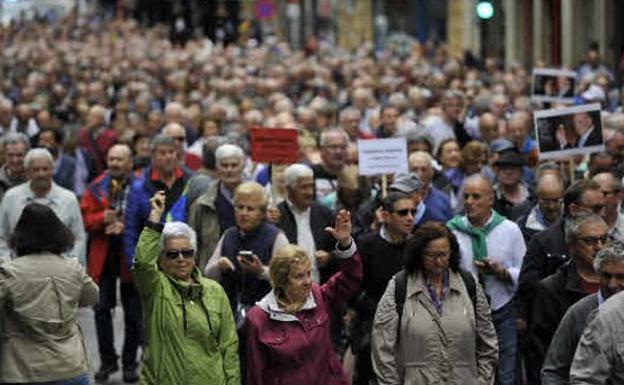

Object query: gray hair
[594,241,624,273]
[159,222,198,253]
[150,134,176,152]
[2,132,31,150]
[565,212,606,245]
[215,144,244,164]
[339,106,360,122]
[284,164,314,188]
[24,148,53,169]
[319,128,349,147]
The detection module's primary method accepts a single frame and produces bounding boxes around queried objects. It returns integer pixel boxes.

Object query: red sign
[254,0,275,20]
[250,127,298,164]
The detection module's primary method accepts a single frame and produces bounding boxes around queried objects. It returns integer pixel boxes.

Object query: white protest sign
[357,138,408,176]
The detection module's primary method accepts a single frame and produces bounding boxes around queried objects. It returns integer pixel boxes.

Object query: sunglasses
[164,249,195,260]
[392,208,417,217]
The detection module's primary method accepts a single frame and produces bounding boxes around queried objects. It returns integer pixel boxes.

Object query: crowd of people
[1,8,624,385]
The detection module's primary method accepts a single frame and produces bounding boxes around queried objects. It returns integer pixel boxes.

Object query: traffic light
[476,1,494,20]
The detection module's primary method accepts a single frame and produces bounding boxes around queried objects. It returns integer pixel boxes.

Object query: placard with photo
[534,103,604,160]
[531,68,577,104]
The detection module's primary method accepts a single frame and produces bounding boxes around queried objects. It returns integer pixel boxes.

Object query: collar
[286,199,310,215]
[219,182,235,204]
[598,289,606,306]
[526,205,551,231]
[379,224,406,244]
[256,289,317,322]
[413,201,427,225]
[25,182,58,204]
[407,269,464,300]
[579,126,594,145]
[150,166,184,182]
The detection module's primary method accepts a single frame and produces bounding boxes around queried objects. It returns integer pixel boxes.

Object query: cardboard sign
[531,68,577,104]
[534,103,604,160]
[250,127,298,164]
[357,138,408,176]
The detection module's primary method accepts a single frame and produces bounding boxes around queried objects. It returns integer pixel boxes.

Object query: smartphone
[239,250,254,262]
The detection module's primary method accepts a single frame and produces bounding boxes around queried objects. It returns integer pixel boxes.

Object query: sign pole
[381,174,388,199]
[568,158,575,184]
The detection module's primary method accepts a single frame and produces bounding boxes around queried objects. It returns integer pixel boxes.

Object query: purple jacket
[246,252,362,385]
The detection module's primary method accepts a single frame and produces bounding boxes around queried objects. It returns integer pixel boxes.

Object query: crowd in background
[1,8,624,385]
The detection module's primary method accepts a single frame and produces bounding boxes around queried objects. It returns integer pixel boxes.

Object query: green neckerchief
[447,210,505,262]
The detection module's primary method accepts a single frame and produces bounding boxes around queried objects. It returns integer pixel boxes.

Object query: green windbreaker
[133,227,240,385]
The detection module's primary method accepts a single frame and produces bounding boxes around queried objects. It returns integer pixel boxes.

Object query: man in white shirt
[0,148,86,265]
[447,174,526,385]
[276,164,334,283]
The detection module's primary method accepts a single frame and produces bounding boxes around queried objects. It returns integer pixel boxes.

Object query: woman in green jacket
[133,191,240,385]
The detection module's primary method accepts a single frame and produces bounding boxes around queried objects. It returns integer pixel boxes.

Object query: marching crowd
[2,9,624,385]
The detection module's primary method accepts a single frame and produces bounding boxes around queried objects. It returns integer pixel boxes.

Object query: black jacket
[276,201,334,281]
[517,221,569,320]
[527,260,590,385]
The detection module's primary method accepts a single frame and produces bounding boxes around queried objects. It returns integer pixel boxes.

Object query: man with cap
[388,173,437,228]
[484,138,535,186]
[352,191,415,385]
[492,151,534,220]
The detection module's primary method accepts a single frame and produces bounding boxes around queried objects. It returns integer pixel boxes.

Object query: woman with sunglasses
[132,191,240,385]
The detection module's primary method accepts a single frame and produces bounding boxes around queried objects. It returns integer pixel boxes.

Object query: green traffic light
[476,1,494,20]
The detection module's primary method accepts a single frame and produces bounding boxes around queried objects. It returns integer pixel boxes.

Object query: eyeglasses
[423,250,451,261]
[164,249,195,260]
[172,136,186,142]
[392,208,417,217]
[538,197,563,206]
[578,236,608,247]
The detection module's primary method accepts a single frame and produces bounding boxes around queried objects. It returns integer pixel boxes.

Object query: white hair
[160,222,198,252]
[215,144,244,164]
[319,128,349,147]
[284,164,314,188]
[24,148,53,169]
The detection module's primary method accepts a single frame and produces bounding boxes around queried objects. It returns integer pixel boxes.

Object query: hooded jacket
[133,226,240,385]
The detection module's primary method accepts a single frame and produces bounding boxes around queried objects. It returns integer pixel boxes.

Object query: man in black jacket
[542,241,624,385]
[517,179,606,384]
[527,213,607,385]
[277,163,334,283]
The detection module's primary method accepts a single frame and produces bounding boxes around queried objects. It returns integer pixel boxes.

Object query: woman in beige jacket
[371,222,498,385]
[0,203,99,384]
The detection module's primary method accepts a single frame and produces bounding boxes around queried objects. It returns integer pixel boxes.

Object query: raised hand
[325,209,353,248]
[148,191,165,223]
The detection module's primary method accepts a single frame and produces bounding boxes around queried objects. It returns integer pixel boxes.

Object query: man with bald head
[162,122,202,171]
[80,143,143,382]
[507,112,537,156]
[408,151,452,222]
[593,172,624,242]
[79,104,118,177]
[447,174,526,385]
[479,112,500,145]
[516,173,564,244]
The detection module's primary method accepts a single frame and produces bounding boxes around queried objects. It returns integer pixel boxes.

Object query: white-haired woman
[132,191,240,385]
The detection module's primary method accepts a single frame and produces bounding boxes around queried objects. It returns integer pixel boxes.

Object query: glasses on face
[392,208,417,217]
[164,249,195,260]
[538,197,563,206]
[578,235,608,247]
[423,250,451,261]
[600,271,624,283]
[172,136,186,142]
[602,189,619,197]
[581,204,606,214]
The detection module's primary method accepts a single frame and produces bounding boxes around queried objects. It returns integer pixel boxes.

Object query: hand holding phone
[239,250,254,262]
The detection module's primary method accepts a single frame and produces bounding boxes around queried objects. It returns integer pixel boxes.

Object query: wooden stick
[381,174,388,199]
[568,158,575,184]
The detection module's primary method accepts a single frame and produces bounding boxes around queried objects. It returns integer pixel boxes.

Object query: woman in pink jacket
[245,209,362,385]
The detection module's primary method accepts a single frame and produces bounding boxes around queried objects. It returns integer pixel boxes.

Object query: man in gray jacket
[569,285,624,384]
[542,241,624,385]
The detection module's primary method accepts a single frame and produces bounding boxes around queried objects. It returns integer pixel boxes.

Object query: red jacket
[80,172,133,284]
[245,252,362,385]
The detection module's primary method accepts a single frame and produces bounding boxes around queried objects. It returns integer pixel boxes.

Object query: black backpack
[394,269,477,324]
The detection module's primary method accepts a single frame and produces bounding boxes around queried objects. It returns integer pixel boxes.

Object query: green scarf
[447,210,505,262]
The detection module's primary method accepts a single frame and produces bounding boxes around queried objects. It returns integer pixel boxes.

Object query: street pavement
[78,304,130,384]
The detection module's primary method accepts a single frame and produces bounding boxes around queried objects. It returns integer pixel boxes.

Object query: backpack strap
[394,269,408,325]
[458,269,478,315]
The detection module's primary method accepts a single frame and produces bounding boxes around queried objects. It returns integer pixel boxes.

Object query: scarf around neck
[447,210,505,261]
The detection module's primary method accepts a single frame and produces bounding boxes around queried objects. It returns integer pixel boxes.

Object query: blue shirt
[422,185,453,223]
